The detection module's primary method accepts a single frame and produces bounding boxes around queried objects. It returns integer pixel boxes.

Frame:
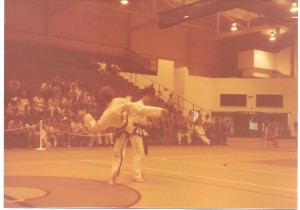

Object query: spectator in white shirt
[17,91,30,117]
[32,92,45,114]
[194,121,211,145]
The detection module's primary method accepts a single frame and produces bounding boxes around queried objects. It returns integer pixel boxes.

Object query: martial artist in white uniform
[81,86,167,185]
[194,122,211,145]
[130,86,163,182]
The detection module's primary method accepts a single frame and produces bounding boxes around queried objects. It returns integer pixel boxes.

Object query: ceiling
[109,0,298,39]
[44,0,298,40]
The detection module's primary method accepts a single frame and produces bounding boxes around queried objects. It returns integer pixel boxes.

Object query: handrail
[121,72,210,115]
[135,73,210,114]
[127,74,189,112]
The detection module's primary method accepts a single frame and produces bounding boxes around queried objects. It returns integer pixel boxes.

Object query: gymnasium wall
[5,0,130,53]
[130,14,188,62]
[130,59,297,135]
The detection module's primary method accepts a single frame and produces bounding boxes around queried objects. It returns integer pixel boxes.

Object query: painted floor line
[150,158,297,177]
[224,163,297,177]
[6,158,297,193]
[142,166,297,193]
[164,151,297,159]
[75,159,297,193]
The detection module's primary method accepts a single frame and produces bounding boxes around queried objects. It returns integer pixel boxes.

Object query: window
[220,94,247,106]
[256,95,283,107]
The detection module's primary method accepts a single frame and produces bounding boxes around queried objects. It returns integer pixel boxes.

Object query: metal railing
[120,72,210,116]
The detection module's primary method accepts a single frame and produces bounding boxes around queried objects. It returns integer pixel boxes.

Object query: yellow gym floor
[4,138,298,209]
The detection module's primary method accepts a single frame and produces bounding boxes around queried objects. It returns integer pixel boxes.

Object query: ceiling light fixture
[184,15,189,19]
[269,31,276,41]
[120,0,128,5]
[231,23,238,31]
[290,2,298,13]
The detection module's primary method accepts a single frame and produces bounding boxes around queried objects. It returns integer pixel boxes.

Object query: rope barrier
[4,120,113,151]
[4,125,38,132]
[44,125,111,138]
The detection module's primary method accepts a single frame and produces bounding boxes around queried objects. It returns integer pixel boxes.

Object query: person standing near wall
[215,118,227,145]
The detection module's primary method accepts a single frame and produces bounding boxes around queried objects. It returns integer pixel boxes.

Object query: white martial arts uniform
[83,97,162,179]
[194,125,211,145]
[130,100,162,179]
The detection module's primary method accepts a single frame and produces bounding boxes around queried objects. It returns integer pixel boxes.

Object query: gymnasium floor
[4,138,298,209]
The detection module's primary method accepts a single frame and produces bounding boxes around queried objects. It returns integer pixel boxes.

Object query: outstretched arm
[127,103,169,118]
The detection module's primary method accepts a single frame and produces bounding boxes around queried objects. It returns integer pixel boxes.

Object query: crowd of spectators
[147,90,230,146]
[4,75,227,149]
[4,74,113,149]
[5,75,291,149]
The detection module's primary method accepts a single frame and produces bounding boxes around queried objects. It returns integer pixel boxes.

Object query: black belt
[132,123,148,156]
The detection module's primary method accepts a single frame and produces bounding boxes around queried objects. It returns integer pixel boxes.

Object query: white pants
[177,133,192,145]
[111,133,145,179]
[130,134,145,179]
[196,134,211,145]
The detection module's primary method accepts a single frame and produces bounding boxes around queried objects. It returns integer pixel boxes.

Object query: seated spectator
[166,93,176,112]
[62,95,73,109]
[203,114,216,145]
[61,117,72,147]
[8,78,21,98]
[17,91,30,117]
[25,119,39,148]
[97,62,108,75]
[203,114,213,125]
[177,122,193,146]
[6,115,26,148]
[148,117,163,138]
[46,120,57,147]
[193,121,211,145]
[71,118,86,147]
[155,90,165,107]
[40,125,48,148]
[40,80,53,101]
[32,92,45,114]
[48,96,62,118]
[186,110,194,124]
[20,80,31,99]
[225,119,232,135]
[173,111,185,134]
[195,115,202,125]
[5,103,18,126]
[53,115,63,147]
[68,83,77,101]
[53,85,62,98]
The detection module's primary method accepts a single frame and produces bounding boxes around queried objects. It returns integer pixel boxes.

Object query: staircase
[119,72,210,116]
[55,67,142,101]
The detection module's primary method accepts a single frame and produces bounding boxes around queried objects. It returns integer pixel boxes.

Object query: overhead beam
[158,0,256,28]
[221,13,246,29]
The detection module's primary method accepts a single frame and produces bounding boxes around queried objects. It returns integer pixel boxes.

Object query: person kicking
[80,86,168,185]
